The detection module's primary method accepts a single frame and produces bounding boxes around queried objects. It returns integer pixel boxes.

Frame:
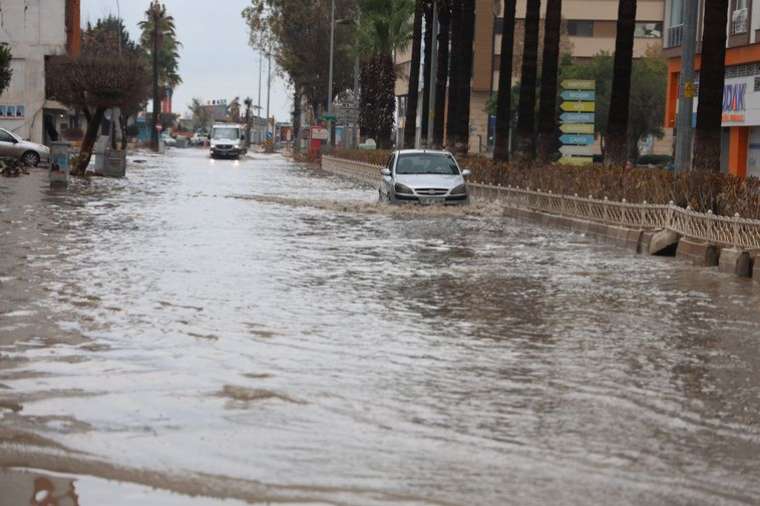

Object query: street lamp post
[426,0,438,148]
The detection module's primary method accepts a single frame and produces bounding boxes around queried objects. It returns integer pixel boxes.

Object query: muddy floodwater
[1,150,760,505]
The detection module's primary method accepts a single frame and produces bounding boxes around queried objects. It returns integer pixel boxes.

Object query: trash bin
[49,141,71,188]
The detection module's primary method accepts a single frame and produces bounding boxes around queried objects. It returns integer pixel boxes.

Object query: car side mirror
[461,169,471,177]
[381,168,391,176]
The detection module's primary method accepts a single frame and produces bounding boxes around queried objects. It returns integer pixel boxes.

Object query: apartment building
[396,0,665,153]
[664,0,760,177]
[0,0,81,145]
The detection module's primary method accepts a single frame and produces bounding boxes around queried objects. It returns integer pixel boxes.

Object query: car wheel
[22,151,40,167]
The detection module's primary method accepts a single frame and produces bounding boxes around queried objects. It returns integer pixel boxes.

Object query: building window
[567,20,594,37]
[398,95,408,119]
[670,0,684,26]
[635,22,662,38]
[732,0,749,35]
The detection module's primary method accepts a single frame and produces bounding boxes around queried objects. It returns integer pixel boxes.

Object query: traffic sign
[560,145,594,156]
[559,134,595,145]
[561,101,595,112]
[558,156,593,166]
[561,79,595,90]
[560,90,595,101]
[321,114,337,121]
[560,123,594,134]
[560,112,595,123]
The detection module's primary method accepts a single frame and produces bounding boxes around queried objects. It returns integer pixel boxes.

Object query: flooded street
[1,149,760,505]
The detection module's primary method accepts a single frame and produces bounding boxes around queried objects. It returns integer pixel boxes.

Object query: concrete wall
[0,0,68,143]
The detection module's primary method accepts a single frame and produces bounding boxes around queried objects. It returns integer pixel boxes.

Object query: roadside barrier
[321,155,760,250]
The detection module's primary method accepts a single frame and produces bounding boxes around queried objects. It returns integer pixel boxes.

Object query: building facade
[0,0,80,144]
[664,0,760,177]
[396,0,665,154]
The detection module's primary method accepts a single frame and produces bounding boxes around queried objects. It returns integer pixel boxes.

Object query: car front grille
[216,144,233,150]
[415,188,448,196]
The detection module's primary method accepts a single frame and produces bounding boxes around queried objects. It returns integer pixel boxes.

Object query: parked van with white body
[209,124,247,159]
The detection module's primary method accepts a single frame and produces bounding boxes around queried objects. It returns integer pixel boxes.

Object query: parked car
[190,133,205,146]
[0,128,49,166]
[161,133,177,147]
[379,150,471,205]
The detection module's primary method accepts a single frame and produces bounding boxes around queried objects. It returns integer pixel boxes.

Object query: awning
[43,100,69,112]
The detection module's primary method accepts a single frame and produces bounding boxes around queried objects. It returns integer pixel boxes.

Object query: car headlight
[450,184,467,195]
[394,183,413,194]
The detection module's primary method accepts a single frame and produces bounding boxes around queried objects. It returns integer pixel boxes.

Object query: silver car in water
[379,149,471,204]
[0,128,50,166]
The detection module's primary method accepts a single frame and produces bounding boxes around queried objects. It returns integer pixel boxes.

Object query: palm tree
[446,0,476,153]
[537,0,562,163]
[693,0,729,171]
[433,0,451,148]
[515,0,540,161]
[420,2,434,145]
[493,0,517,162]
[605,0,636,167]
[0,44,11,95]
[357,0,414,149]
[139,1,181,151]
[404,0,424,148]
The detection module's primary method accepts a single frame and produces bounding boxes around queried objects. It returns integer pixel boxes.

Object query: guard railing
[321,156,760,250]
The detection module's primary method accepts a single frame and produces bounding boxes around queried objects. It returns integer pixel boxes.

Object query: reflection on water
[1,150,760,505]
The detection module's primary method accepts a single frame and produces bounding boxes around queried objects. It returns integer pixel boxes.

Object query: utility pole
[257,51,263,143]
[427,0,438,148]
[675,0,699,172]
[328,0,336,147]
[266,50,272,140]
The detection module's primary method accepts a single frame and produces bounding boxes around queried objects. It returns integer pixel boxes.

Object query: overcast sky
[80,0,291,121]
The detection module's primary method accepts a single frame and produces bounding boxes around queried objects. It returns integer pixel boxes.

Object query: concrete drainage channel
[319,156,760,285]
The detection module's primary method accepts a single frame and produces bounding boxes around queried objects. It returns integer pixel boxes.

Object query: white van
[209,124,247,159]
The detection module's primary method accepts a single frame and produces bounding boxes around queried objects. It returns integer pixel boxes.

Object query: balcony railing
[666,24,684,48]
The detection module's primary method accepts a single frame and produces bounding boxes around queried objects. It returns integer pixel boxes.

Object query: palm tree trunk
[151,11,160,152]
[537,0,562,164]
[515,0,541,161]
[420,2,434,145]
[404,0,425,149]
[454,0,476,154]
[378,53,397,150]
[493,0,517,162]
[693,0,729,172]
[605,0,637,167]
[433,2,451,148]
[446,0,463,150]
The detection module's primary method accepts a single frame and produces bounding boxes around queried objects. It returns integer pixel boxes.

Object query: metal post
[258,51,263,143]
[266,51,272,140]
[427,0,438,148]
[328,0,336,147]
[675,0,698,172]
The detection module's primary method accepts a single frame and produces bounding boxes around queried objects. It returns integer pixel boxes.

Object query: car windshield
[395,153,460,175]
[212,128,239,140]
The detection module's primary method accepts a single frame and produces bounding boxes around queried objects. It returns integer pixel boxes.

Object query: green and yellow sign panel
[559,79,595,165]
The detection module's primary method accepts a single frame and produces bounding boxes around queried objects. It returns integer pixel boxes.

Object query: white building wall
[0,0,67,143]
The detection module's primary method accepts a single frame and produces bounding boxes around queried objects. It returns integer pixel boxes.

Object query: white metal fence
[321,156,760,250]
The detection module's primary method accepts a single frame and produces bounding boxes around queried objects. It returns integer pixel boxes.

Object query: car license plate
[419,197,438,205]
